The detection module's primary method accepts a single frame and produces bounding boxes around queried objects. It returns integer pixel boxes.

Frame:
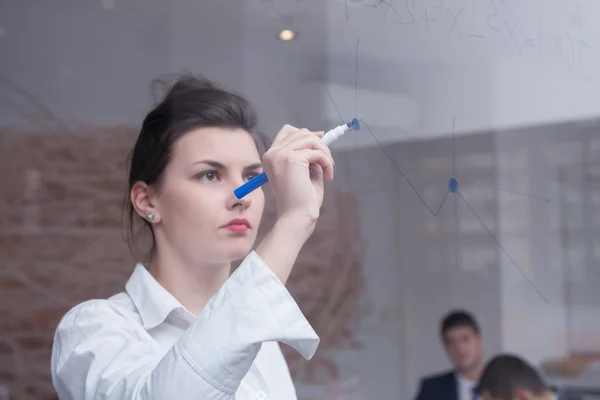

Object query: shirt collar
[125,263,187,329]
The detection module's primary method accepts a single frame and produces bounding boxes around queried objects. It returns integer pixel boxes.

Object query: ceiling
[1,0,600,145]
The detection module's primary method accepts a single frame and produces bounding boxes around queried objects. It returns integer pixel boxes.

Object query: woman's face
[152,127,265,266]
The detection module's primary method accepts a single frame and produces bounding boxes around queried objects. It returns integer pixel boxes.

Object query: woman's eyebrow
[244,163,263,170]
[192,160,225,169]
[192,160,262,170]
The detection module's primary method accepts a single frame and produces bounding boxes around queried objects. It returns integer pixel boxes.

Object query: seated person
[414,310,485,400]
[476,354,582,400]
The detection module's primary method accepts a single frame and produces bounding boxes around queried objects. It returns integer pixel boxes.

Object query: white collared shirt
[457,373,478,400]
[51,251,320,399]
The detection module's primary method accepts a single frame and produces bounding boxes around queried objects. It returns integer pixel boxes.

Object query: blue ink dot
[448,177,458,193]
[351,118,360,131]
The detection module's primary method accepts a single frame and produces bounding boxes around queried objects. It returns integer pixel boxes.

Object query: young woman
[50,75,336,399]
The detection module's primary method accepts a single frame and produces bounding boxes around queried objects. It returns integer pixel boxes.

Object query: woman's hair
[124,73,266,259]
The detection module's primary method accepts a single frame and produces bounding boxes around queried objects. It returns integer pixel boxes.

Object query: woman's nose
[226,182,252,210]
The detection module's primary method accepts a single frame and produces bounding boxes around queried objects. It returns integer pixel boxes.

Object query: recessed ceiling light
[101,0,115,10]
[278,29,295,41]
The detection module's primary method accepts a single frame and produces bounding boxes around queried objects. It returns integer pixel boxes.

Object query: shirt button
[256,390,267,399]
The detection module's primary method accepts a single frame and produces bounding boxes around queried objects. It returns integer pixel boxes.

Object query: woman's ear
[130,181,161,224]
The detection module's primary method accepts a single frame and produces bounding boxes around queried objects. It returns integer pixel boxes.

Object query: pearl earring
[147,211,155,221]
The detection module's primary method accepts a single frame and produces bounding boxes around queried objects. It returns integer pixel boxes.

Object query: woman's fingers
[309,164,325,182]
[266,124,335,181]
[272,124,300,146]
[276,127,325,147]
[283,132,332,157]
[261,124,333,230]
[294,149,334,181]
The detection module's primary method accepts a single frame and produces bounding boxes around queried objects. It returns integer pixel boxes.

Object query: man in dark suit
[475,353,582,400]
[414,310,485,400]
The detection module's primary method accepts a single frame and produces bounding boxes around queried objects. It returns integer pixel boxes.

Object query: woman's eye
[244,173,259,182]
[198,171,219,182]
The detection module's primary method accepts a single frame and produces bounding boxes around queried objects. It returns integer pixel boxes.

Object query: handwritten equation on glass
[341,0,593,80]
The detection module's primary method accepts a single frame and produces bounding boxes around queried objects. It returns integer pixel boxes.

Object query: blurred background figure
[414,310,485,400]
[476,354,582,400]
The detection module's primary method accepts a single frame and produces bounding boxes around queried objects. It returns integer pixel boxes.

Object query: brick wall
[0,127,365,399]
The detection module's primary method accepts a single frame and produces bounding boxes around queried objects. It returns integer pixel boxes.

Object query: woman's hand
[262,124,335,229]
[254,124,335,284]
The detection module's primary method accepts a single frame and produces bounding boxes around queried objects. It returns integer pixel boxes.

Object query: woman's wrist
[254,213,317,284]
[275,211,318,242]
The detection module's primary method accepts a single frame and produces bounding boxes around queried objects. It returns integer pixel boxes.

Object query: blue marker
[234,118,360,199]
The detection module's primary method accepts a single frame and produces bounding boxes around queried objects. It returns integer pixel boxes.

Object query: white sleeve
[51,251,319,400]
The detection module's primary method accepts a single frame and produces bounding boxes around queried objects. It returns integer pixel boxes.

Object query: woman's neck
[148,248,231,317]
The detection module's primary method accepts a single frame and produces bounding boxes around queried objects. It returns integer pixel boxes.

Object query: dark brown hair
[476,354,549,399]
[124,73,266,258]
[440,309,480,338]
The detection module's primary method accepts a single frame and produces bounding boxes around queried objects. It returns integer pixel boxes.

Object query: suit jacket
[414,370,459,400]
[552,387,583,400]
